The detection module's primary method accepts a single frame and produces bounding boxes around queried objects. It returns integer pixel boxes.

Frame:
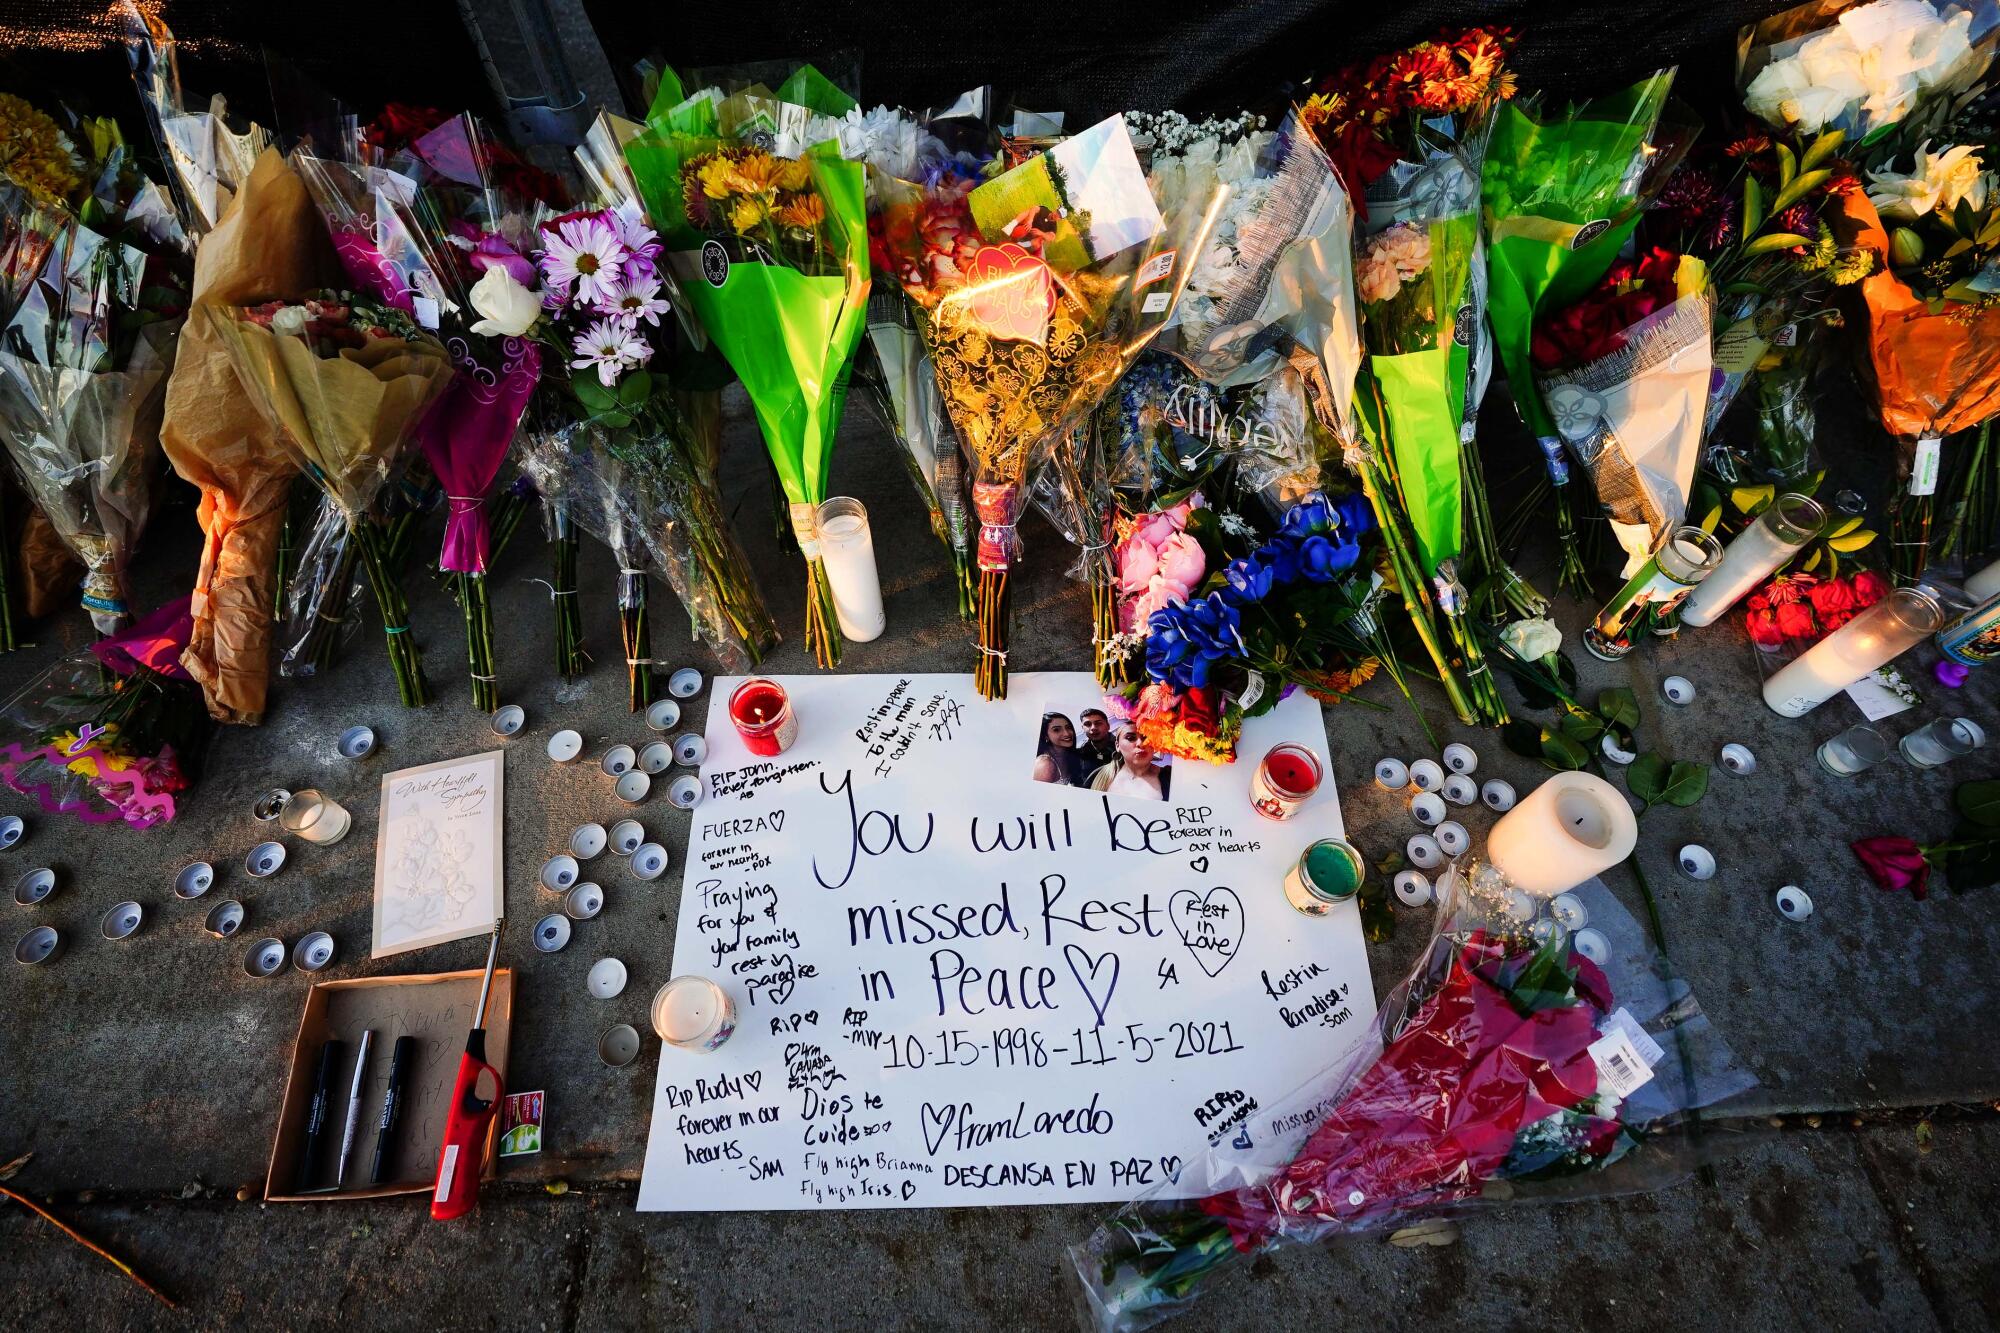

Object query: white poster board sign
[636,673,1376,1211]
[371,751,505,958]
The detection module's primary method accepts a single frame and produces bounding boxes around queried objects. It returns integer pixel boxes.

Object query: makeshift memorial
[1071,865,1753,1331]
[209,291,453,706]
[1854,776,2000,896]
[1305,28,1516,723]
[371,752,504,957]
[0,596,211,828]
[870,114,1171,697]
[1483,70,1694,595]
[1682,493,1827,626]
[624,63,872,669]
[1764,583,1945,714]
[638,672,1378,1212]
[1582,526,1723,660]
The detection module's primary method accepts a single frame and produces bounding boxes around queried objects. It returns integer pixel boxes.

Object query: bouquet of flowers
[1743,566,1892,647]
[296,109,552,710]
[1304,27,1516,726]
[209,291,453,706]
[1482,70,1695,595]
[871,114,1173,697]
[1529,244,1716,580]
[0,595,211,828]
[623,64,871,669]
[0,190,181,639]
[1739,0,1996,172]
[1110,489,1403,762]
[1071,872,1755,1332]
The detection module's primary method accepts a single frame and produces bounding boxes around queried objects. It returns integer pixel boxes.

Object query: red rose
[1181,686,1222,737]
[1746,608,1786,647]
[1851,569,1890,607]
[1809,578,1858,617]
[1852,835,1931,899]
[1746,588,1771,612]
[1822,609,1854,633]
[1776,602,1817,640]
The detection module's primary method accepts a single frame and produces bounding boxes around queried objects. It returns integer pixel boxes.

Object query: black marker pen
[297,1038,344,1191]
[371,1035,416,1185]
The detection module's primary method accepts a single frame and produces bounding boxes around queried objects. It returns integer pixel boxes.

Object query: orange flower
[774,192,826,230]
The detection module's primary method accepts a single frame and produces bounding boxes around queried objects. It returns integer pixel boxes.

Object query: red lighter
[431,923,504,1221]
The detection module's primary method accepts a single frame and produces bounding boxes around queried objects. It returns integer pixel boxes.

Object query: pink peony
[1132,511,1181,550]
[1125,577,1186,634]
[1356,252,1402,304]
[1374,222,1431,277]
[1117,534,1160,596]
[1156,531,1206,594]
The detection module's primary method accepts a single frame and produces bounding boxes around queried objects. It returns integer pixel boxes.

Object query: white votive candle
[1681,493,1825,627]
[1484,772,1638,897]
[815,497,886,642]
[652,976,738,1053]
[1762,586,1944,717]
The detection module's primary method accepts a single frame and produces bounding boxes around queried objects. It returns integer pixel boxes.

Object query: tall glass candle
[1763,586,1945,717]
[1584,526,1723,660]
[815,497,885,642]
[651,976,737,1053]
[728,678,797,756]
[1965,556,2000,603]
[1681,494,1826,627]
[278,790,351,845]
[1484,772,1638,897]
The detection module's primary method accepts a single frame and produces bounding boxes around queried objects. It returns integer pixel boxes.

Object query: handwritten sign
[371,751,505,957]
[636,673,1376,1211]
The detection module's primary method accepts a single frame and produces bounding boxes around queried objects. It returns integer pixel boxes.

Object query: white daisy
[539,214,629,306]
[571,317,650,387]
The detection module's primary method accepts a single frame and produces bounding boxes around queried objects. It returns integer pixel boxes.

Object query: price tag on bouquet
[636,673,1378,1211]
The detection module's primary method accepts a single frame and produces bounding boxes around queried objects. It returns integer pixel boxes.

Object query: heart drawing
[1169,887,1244,979]
[1063,944,1120,1029]
[1189,855,1210,874]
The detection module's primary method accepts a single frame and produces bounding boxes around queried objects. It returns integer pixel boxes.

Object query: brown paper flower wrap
[207,307,452,706]
[18,499,80,619]
[161,148,334,723]
[1840,190,2000,580]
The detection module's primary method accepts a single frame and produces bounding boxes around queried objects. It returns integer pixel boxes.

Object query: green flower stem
[1354,455,1479,727]
[305,539,361,673]
[457,571,498,712]
[355,521,431,708]
[549,504,586,679]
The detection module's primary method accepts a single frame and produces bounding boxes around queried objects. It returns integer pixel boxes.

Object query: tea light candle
[1484,772,1638,897]
[816,497,886,642]
[1763,586,1944,717]
[651,976,738,1053]
[278,790,352,846]
[729,678,797,756]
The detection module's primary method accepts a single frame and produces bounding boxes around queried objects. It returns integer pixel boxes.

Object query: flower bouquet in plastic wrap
[1529,245,1715,589]
[1482,69,1695,596]
[0,197,181,639]
[1071,866,1756,1331]
[871,114,1171,697]
[0,596,212,829]
[623,63,870,668]
[510,201,779,705]
[1302,28,1517,726]
[295,110,553,710]
[209,292,453,705]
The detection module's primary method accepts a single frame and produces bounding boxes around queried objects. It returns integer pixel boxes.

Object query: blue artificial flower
[1255,536,1300,585]
[1297,535,1342,582]
[1223,557,1274,604]
[1280,493,1333,539]
[1333,492,1375,540]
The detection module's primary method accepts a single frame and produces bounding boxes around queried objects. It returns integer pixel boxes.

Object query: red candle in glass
[1250,743,1322,821]
[729,679,797,757]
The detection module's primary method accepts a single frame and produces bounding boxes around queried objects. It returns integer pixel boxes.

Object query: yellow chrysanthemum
[734,150,779,191]
[774,191,826,230]
[772,157,813,192]
[0,92,82,205]
[729,195,770,234]
[696,154,743,200]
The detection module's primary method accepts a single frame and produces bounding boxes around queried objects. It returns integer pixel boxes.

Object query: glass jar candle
[1283,838,1364,916]
[1249,743,1322,821]
[1763,586,1944,717]
[1898,717,1987,769]
[652,976,738,1053]
[1680,494,1826,627]
[728,678,797,756]
[815,497,886,642]
[1584,526,1724,660]
[278,789,352,845]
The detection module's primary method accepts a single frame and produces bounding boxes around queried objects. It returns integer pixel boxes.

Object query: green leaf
[1743,176,1765,236]
[1502,720,1547,761]
[1596,686,1640,732]
[1799,129,1845,173]
[1731,484,1775,514]
[1955,780,2000,828]
[1662,761,1710,807]
[1700,504,1722,534]
[1560,709,1606,746]
[1824,515,1864,539]
[573,377,616,410]
[1776,142,1797,189]
[1943,826,2000,891]
[1768,167,1831,215]
[1826,529,1876,552]
[1802,546,1823,572]
[1743,232,1814,257]
[616,370,654,406]
[1626,753,1670,805]
[1541,732,1590,772]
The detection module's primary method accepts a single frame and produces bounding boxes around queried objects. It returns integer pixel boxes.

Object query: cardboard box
[264,967,514,1203]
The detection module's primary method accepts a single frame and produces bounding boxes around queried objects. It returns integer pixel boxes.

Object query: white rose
[270,304,309,336]
[1867,141,1988,221]
[467,265,542,338]
[1500,617,1562,661]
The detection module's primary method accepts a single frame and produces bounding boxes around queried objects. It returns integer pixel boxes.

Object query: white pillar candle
[1966,556,2000,603]
[1485,772,1638,897]
[815,497,886,642]
[652,976,738,1053]
[1762,586,1944,717]
[1681,494,1825,627]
